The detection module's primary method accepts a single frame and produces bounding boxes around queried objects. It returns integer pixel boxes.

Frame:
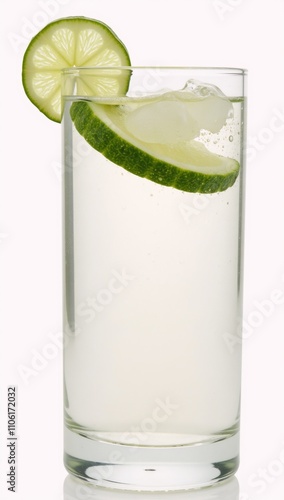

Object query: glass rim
[61,66,247,75]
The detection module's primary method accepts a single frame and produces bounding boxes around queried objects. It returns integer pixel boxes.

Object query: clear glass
[64,473,240,499]
[62,67,247,491]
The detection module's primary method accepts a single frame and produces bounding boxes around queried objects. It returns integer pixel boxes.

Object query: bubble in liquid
[229,135,234,142]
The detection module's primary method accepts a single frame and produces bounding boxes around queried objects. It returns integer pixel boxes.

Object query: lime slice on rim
[70,100,240,193]
[22,17,131,122]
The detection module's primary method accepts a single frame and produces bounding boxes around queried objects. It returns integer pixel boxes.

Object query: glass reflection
[64,474,239,500]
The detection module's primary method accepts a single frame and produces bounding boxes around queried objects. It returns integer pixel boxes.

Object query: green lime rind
[70,101,240,194]
[22,17,131,122]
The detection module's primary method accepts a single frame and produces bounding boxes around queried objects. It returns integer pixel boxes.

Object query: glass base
[64,427,239,491]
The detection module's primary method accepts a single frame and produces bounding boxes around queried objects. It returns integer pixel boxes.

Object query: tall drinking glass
[62,67,247,491]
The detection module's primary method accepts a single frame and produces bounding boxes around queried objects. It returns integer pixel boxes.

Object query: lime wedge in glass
[70,99,240,194]
[22,17,131,122]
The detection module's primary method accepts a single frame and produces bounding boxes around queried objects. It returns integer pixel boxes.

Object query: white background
[1,1,284,499]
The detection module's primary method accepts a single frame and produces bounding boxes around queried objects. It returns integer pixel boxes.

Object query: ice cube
[123,80,233,145]
[178,79,234,134]
[124,98,200,144]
